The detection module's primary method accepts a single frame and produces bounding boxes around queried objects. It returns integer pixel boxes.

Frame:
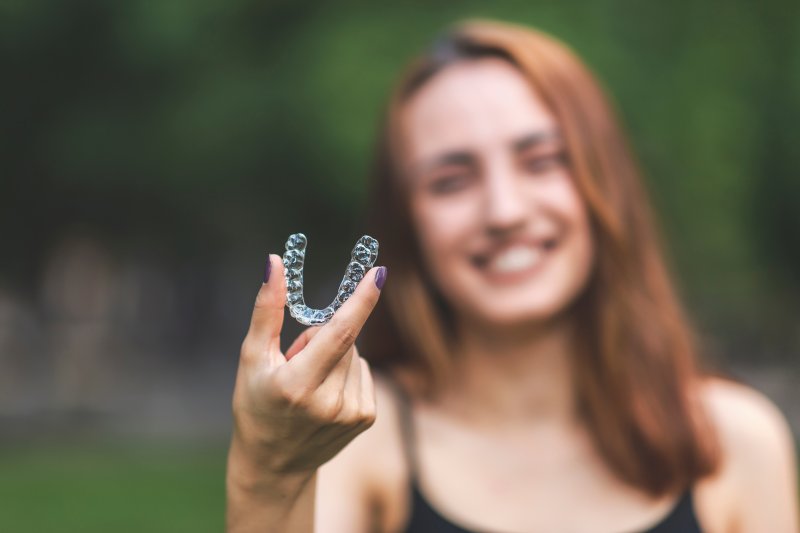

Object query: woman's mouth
[472,239,558,283]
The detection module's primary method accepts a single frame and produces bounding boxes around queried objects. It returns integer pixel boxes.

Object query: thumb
[245,254,286,353]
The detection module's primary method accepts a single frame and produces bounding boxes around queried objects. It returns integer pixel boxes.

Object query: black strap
[389,378,420,483]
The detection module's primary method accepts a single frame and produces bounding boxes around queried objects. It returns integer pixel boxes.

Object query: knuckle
[334,397,374,429]
[334,323,359,349]
[270,373,310,408]
[337,397,362,424]
[314,391,345,421]
[239,337,252,358]
[239,337,260,365]
[359,405,377,428]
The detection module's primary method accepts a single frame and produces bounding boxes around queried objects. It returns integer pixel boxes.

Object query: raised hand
[229,253,387,482]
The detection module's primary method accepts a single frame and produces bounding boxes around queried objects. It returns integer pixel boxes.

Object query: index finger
[286,265,387,386]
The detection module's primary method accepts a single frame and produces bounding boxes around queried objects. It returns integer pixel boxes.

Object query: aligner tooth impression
[282,233,379,326]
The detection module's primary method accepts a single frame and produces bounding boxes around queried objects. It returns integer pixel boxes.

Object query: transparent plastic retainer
[282,233,379,326]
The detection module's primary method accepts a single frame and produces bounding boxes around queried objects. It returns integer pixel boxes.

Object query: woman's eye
[428,173,471,195]
[523,152,566,174]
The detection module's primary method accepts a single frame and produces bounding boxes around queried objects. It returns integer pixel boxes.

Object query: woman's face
[403,58,594,329]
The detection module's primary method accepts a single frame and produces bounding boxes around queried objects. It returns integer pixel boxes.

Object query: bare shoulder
[700,377,795,464]
[695,376,799,532]
[316,372,409,532]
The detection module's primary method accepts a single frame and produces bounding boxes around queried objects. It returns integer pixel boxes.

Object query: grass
[0,441,227,533]
[1,442,798,532]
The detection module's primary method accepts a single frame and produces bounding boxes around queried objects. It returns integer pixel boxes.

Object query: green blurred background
[1,1,798,531]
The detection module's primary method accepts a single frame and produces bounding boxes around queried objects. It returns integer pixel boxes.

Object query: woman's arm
[226,439,317,532]
[703,378,799,532]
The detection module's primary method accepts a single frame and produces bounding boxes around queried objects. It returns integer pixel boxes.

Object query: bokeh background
[1,1,798,531]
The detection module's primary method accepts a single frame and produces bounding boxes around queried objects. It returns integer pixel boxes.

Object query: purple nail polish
[264,257,272,283]
[375,266,388,290]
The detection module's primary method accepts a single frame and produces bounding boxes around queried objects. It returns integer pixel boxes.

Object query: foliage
[1,0,798,354]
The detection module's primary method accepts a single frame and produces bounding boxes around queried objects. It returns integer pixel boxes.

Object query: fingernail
[264,256,272,284]
[375,266,388,290]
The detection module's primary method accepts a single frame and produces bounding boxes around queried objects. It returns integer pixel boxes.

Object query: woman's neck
[437,314,580,429]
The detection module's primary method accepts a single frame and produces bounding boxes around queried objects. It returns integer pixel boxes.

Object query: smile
[472,239,558,283]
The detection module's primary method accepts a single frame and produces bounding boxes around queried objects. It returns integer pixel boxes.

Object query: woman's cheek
[414,199,475,284]
[420,211,460,272]
[558,189,595,297]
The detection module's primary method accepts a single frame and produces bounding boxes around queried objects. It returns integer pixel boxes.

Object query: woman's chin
[461,299,572,333]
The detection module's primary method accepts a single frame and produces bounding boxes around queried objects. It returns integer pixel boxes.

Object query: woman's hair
[361,19,721,497]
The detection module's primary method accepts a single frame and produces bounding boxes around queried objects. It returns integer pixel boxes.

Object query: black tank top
[391,382,704,533]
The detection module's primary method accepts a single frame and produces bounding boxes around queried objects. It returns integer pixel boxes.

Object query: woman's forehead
[402,58,558,163]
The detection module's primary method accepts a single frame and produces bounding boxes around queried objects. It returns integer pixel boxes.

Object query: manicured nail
[375,266,388,290]
[264,256,272,284]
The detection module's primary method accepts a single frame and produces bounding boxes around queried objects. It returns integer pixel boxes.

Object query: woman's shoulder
[693,375,799,531]
[700,377,790,436]
[699,375,795,463]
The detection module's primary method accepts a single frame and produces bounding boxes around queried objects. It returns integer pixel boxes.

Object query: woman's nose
[483,165,528,235]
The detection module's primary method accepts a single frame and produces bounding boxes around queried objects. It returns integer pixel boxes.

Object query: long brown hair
[361,19,720,497]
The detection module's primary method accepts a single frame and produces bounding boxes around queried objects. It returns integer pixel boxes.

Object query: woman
[226,20,798,532]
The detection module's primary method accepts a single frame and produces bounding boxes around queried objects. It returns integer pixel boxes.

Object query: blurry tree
[0,0,797,361]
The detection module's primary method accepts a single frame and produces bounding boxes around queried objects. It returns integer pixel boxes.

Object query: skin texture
[228,58,799,532]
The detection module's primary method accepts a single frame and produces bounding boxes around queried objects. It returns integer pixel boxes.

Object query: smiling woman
[361,16,714,503]
[226,18,799,533]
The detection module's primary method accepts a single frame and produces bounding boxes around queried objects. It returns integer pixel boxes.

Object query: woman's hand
[229,254,386,490]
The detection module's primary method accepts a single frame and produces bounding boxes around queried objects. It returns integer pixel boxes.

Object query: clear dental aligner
[283,233,379,326]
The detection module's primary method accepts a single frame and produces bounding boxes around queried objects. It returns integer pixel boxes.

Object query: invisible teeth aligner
[282,233,379,326]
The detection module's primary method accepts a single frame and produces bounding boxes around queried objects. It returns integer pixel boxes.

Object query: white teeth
[488,245,543,274]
